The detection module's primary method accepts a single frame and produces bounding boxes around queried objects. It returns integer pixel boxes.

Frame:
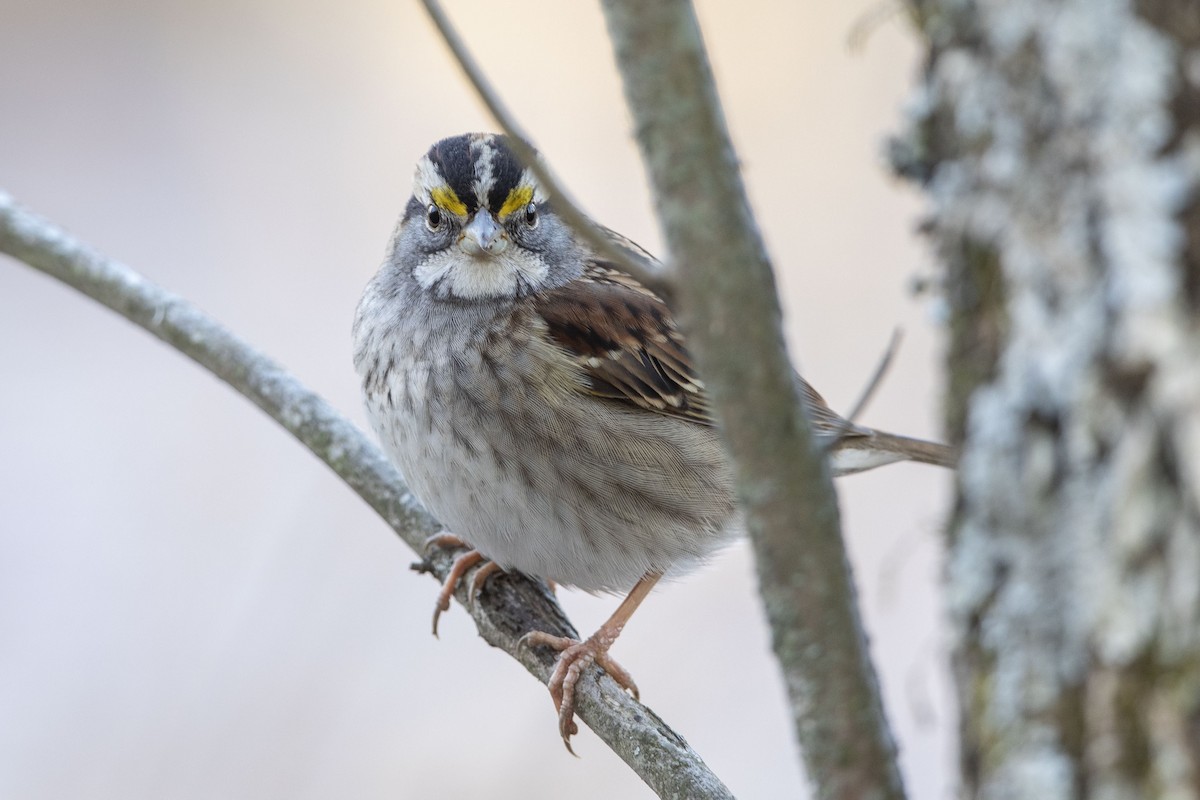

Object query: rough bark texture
[601,2,905,799]
[896,0,1200,796]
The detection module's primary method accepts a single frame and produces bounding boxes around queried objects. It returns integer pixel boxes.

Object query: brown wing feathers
[534,264,712,424]
[535,262,861,440]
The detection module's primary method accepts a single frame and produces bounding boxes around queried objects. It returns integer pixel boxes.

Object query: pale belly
[363,350,738,593]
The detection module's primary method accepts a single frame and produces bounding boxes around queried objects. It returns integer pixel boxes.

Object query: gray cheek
[525,223,585,284]
[393,219,456,264]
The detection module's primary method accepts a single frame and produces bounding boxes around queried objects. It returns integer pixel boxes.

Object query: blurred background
[0,1,954,797]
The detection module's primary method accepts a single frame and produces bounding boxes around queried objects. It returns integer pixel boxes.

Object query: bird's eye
[425,204,443,231]
[523,201,539,229]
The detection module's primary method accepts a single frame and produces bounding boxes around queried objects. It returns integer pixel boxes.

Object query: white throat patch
[413,248,549,300]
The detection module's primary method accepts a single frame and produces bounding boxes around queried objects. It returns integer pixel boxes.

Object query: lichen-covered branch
[0,192,733,800]
[599,2,906,799]
[897,0,1200,796]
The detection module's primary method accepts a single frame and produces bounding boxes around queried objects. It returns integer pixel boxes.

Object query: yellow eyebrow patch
[430,185,468,217]
[498,185,534,219]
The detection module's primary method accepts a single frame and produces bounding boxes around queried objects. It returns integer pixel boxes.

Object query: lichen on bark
[897,0,1200,796]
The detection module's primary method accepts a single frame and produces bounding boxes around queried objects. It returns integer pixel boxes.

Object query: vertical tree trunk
[898,0,1200,796]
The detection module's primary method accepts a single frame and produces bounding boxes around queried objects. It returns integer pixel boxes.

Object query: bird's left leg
[520,571,662,752]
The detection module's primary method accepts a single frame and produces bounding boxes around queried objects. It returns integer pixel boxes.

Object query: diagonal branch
[0,192,733,800]
[418,0,677,303]
[599,2,907,799]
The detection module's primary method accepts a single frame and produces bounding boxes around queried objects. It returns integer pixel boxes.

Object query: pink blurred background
[0,1,954,797]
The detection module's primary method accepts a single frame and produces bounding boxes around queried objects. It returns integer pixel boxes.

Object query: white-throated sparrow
[353,132,954,748]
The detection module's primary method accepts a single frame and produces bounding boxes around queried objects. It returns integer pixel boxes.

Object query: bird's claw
[519,630,639,753]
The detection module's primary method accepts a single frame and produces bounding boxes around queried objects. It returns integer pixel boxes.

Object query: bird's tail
[830,429,958,475]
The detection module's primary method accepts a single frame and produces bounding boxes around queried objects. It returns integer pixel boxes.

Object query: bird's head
[393,133,584,301]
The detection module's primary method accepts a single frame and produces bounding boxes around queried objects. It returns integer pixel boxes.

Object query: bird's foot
[420,533,502,636]
[519,628,639,753]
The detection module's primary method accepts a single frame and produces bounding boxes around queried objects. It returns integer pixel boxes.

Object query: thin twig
[418,0,676,303]
[0,191,732,800]
[823,328,904,452]
[847,1,904,53]
[844,329,904,426]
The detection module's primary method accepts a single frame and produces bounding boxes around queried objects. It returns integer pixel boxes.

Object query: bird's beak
[459,211,508,256]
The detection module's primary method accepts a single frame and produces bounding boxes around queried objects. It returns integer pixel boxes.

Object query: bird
[352,132,955,749]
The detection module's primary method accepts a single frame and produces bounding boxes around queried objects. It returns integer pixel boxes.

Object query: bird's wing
[534,261,712,424]
[534,259,860,437]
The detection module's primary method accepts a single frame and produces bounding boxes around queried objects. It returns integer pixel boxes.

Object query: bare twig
[0,192,732,800]
[418,0,676,303]
[844,329,904,426]
[847,1,904,53]
[599,2,907,799]
[823,328,904,453]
